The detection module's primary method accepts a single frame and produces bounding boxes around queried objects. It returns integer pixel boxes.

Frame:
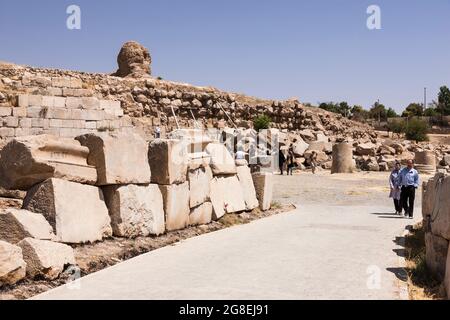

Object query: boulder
[306,141,326,152]
[18,238,75,280]
[148,139,188,185]
[331,142,354,174]
[0,135,97,190]
[76,132,151,186]
[188,202,213,226]
[425,231,449,281]
[236,166,259,210]
[378,145,396,155]
[114,41,151,78]
[304,150,329,165]
[0,209,54,244]
[102,184,165,237]
[210,175,246,220]
[23,178,112,244]
[390,143,405,154]
[355,143,377,156]
[315,132,329,143]
[0,241,26,287]
[159,182,190,231]
[442,154,450,166]
[291,138,309,157]
[299,129,315,143]
[205,143,237,176]
[188,166,212,209]
[252,172,273,211]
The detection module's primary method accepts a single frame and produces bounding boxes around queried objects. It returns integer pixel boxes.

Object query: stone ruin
[422,173,450,298]
[0,130,273,286]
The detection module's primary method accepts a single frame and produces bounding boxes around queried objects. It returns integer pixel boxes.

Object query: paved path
[35,172,422,300]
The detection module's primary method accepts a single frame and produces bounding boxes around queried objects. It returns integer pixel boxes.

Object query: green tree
[387,119,405,137]
[437,86,450,116]
[369,102,387,121]
[424,107,439,117]
[351,105,369,121]
[319,102,339,114]
[402,103,424,117]
[386,108,398,118]
[404,118,429,142]
[337,102,351,118]
[253,115,271,131]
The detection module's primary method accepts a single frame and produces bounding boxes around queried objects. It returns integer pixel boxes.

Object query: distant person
[278,148,286,175]
[287,150,295,176]
[397,159,420,219]
[235,150,246,160]
[154,126,161,139]
[389,161,402,215]
[310,151,318,174]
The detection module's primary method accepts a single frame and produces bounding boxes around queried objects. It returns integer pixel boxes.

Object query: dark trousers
[279,164,284,175]
[400,186,416,217]
[394,199,402,213]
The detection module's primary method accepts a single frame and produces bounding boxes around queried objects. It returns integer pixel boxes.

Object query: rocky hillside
[0,41,448,173]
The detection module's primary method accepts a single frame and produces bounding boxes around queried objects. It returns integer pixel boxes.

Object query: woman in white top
[389,161,402,215]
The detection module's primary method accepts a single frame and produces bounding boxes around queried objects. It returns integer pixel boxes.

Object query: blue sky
[1,0,449,112]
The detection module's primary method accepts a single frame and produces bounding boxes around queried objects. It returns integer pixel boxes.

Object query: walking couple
[389,159,419,219]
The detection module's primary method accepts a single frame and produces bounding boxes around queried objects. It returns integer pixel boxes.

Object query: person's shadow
[370,212,406,219]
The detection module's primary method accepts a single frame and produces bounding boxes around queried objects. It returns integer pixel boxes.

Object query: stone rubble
[0,240,26,286]
[18,237,75,280]
[0,208,54,244]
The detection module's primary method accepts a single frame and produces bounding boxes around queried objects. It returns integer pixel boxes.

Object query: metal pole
[424,87,427,110]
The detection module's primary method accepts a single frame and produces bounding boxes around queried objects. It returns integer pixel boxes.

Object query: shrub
[387,119,405,136]
[253,115,272,131]
[405,118,429,142]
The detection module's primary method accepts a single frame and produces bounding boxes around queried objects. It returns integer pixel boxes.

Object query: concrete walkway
[35,203,419,300]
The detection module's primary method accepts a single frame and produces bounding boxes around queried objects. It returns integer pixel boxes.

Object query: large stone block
[159,182,190,232]
[426,174,450,240]
[236,166,259,211]
[210,175,246,220]
[189,202,213,226]
[252,172,274,211]
[0,135,97,190]
[425,231,449,281]
[331,142,354,174]
[22,178,112,244]
[446,245,450,299]
[148,139,188,185]
[18,238,75,280]
[422,174,445,219]
[205,143,237,176]
[0,241,26,287]
[188,166,212,209]
[169,129,212,170]
[0,209,54,244]
[76,132,151,186]
[103,184,165,237]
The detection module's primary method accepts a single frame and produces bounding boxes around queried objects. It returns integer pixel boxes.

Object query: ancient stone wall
[0,130,270,286]
[422,173,450,298]
[0,63,375,143]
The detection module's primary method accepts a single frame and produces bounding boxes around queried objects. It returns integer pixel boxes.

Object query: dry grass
[404,222,447,300]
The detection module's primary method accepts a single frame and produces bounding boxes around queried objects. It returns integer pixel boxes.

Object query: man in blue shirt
[397,159,420,219]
